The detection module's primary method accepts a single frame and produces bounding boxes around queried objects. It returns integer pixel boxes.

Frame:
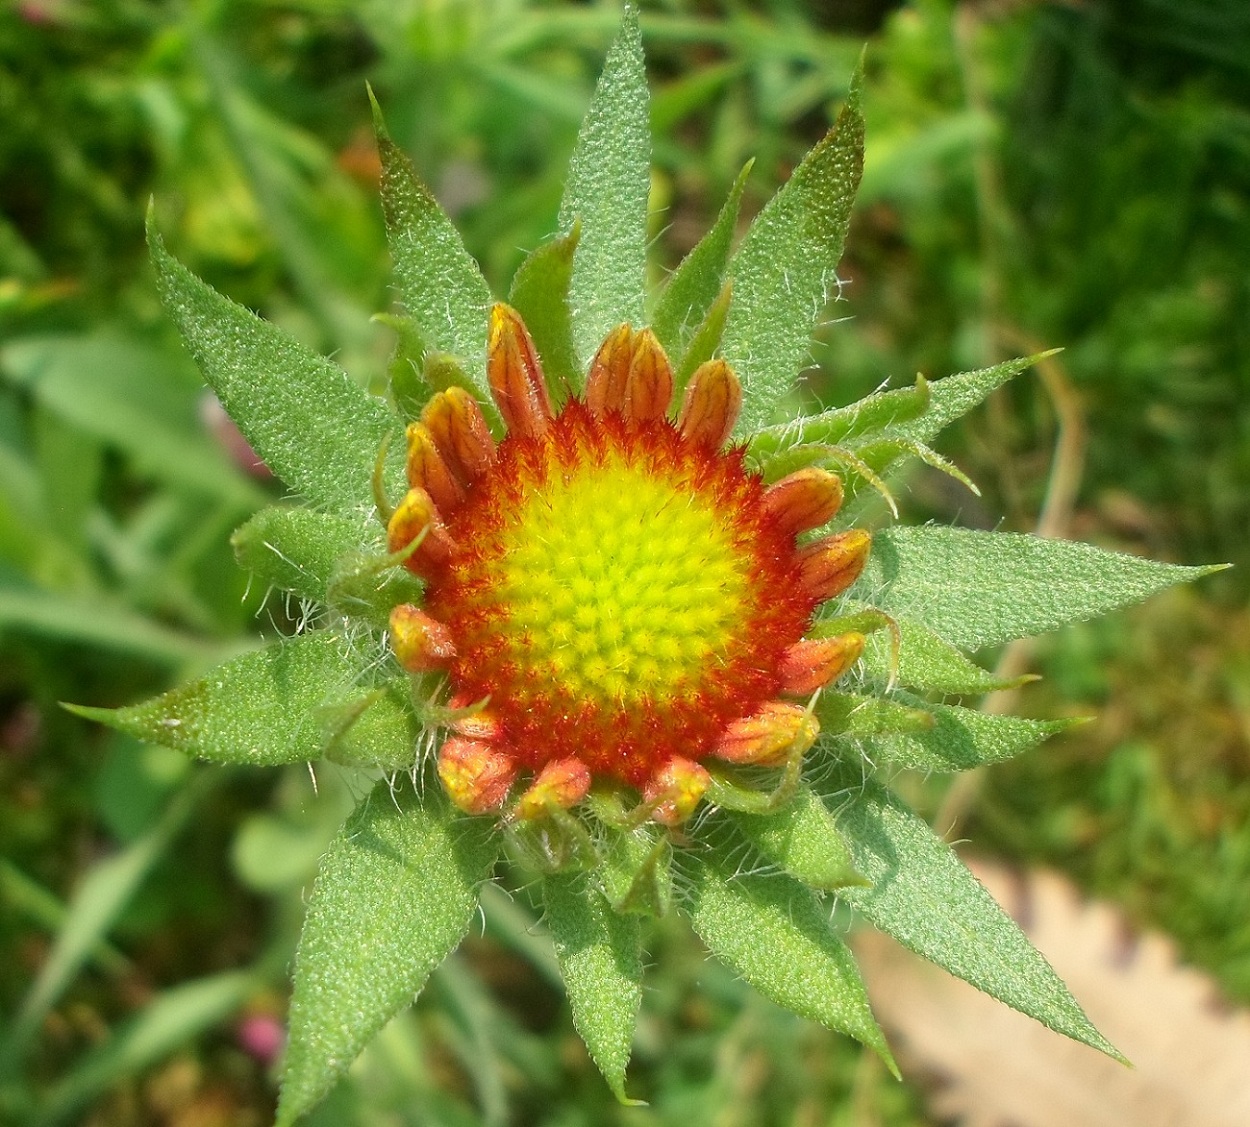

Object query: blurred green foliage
[1,0,1246,1122]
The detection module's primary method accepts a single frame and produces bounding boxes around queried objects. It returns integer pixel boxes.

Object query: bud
[586,324,635,416]
[779,633,865,695]
[796,529,872,601]
[644,756,711,826]
[513,757,593,820]
[762,467,844,537]
[623,329,673,422]
[438,737,518,815]
[389,604,457,672]
[677,359,742,449]
[405,422,464,512]
[714,701,819,767]
[421,386,496,484]
[387,486,456,573]
[488,303,552,438]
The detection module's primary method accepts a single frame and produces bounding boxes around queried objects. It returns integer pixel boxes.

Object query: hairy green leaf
[599,824,673,919]
[857,526,1224,651]
[651,160,751,362]
[558,6,649,369]
[746,376,930,467]
[231,507,423,624]
[721,65,864,434]
[147,216,397,514]
[729,784,865,891]
[372,94,492,387]
[68,632,416,768]
[277,778,498,1126]
[886,353,1053,446]
[508,223,582,392]
[683,835,895,1072]
[673,280,733,392]
[826,770,1122,1059]
[857,612,1028,694]
[543,873,643,1104]
[818,694,1072,772]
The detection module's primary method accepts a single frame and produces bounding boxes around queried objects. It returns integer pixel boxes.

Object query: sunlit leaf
[729,784,865,891]
[721,63,864,434]
[825,770,1122,1059]
[372,94,492,389]
[559,6,649,369]
[276,778,498,1126]
[148,216,398,514]
[67,632,416,769]
[544,873,642,1103]
[683,830,895,1072]
[857,526,1225,651]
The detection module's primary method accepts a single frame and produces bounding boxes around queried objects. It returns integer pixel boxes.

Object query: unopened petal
[714,701,818,767]
[390,604,457,672]
[488,303,552,438]
[677,359,742,448]
[422,387,496,484]
[644,756,711,826]
[513,757,592,820]
[797,529,872,601]
[779,633,864,695]
[438,737,518,815]
[761,467,844,538]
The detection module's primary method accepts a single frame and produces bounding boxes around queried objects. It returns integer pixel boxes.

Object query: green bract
[78,8,1221,1122]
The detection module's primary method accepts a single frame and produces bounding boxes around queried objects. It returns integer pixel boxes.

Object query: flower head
[387,305,869,822]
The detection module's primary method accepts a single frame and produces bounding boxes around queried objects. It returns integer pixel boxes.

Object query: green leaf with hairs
[559,6,649,369]
[509,223,582,392]
[883,353,1053,446]
[372,93,492,388]
[543,873,643,1104]
[683,831,895,1072]
[276,778,498,1126]
[856,526,1226,652]
[729,784,865,891]
[818,694,1073,772]
[147,216,399,514]
[67,632,416,769]
[651,161,751,362]
[721,64,864,435]
[859,612,1028,694]
[231,507,423,625]
[825,770,1122,1059]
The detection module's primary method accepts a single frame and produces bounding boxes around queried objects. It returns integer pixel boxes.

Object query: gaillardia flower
[386,304,870,824]
[73,7,1213,1123]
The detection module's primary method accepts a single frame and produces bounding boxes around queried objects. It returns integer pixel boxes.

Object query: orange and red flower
[387,304,870,823]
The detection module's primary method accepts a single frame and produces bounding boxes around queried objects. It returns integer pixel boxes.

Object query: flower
[385,305,871,824]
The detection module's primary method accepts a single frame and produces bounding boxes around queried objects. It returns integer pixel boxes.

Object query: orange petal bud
[585,324,634,417]
[488,303,552,438]
[796,529,872,601]
[779,633,865,695]
[513,757,592,820]
[677,359,742,448]
[405,422,465,513]
[421,387,496,484]
[761,467,844,537]
[714,701,819,767]
[438,736,518,815]
[644,756,711,826]
[387,486,456,574]
[446,695,503,742]
[623,329,674,422]
[389,604,456,673]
